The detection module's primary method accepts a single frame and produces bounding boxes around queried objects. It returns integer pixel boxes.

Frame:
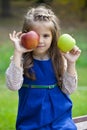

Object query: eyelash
[43,34,49,38]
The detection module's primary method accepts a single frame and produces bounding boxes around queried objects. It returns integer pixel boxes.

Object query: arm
[61,46,81,94]
[6,56,24,91]
[62,71,77,95]
[6,31,33,91]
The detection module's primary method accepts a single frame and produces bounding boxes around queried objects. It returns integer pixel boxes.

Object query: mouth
[37,45,45,48]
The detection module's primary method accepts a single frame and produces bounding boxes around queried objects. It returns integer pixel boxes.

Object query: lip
[37,45,45,48]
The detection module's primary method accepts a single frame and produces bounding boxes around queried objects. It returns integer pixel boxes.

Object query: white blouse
[6,57,77,95]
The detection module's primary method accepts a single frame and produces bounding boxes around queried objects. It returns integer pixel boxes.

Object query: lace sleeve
[6,58,23,91]
[61,71,78,95]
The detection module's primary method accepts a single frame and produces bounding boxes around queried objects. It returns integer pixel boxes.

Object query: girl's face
[32,22,52,58]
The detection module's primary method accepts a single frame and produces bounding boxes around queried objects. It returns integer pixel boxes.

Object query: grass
[0,84,17,130]
[0,42,87,129]
[77,67,87,86]
[0,36,87,86]
[0,1,87,129]
[0,42,14,78]
[0,84,87,130]
[0,28,87,130]
[62,28,87,67]
[71,89,87,117]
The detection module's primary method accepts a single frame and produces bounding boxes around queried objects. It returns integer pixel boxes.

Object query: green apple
[57,34,76,52]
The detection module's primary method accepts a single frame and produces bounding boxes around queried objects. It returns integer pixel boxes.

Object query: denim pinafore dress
[16,58,77,130]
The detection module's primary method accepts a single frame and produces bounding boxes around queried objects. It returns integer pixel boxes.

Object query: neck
[33,53,50,60]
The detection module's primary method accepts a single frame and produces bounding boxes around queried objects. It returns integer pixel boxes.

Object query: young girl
[6,5,81,130]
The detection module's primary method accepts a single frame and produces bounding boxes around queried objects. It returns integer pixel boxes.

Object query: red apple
[21,31,39,49]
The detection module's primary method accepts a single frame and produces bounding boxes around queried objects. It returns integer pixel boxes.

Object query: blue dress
[16,59,77,130]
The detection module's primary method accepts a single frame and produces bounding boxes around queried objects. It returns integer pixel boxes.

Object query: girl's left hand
[63,45,81,63]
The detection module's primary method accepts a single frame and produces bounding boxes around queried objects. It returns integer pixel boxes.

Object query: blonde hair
[22,5,64,87]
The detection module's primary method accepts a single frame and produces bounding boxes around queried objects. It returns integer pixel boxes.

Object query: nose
[39,35,44,44]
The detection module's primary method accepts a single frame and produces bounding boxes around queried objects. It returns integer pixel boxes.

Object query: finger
[73,47,81,55]
[13,30,16,37]
[70,46,80,55]
[9,33,13,40]
[69,49,75,54]
[21,46,34,53]
[76,49,81,55]
[16,31,22,38]
[9,33,11,38]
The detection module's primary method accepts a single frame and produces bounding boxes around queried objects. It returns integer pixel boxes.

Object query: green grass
[0,84,18,130]
[0,39,87,86]
[0,42,14,82]
[77,67,87,86]
[73,29,87,67]
[0,42,87,129]
[0,6,87,128]
[0,41,86,129]
[0,83,87,130]
[71,89,87,117]
[62,28,87,67]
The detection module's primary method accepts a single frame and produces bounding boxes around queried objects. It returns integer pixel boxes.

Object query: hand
[63,45,81,63]
[9,30,33,54]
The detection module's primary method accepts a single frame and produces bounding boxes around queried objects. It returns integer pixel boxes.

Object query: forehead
[31,21,53,32]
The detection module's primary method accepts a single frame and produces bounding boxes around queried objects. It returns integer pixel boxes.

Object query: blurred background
[0,0,87,129]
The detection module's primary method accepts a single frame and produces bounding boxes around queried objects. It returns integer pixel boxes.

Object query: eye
[43,34,50,38]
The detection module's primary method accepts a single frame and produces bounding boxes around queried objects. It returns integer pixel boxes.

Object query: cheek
[47,37,52,46]
[46,41,52,49]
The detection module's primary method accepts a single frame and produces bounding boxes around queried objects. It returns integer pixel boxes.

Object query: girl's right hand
[9,30,33,54]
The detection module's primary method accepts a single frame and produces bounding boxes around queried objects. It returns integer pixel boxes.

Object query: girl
[6,5,81,130]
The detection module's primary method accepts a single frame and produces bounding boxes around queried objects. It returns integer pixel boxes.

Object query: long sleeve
[6,57,78,93]
[61,57,78,95]
[6,59,23,91]
[62,71,77,95]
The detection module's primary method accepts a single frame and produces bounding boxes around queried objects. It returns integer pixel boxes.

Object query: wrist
[67,61,76,67]
[67,62,76,76]
[13,50,23,68]
[14,49,23,56]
